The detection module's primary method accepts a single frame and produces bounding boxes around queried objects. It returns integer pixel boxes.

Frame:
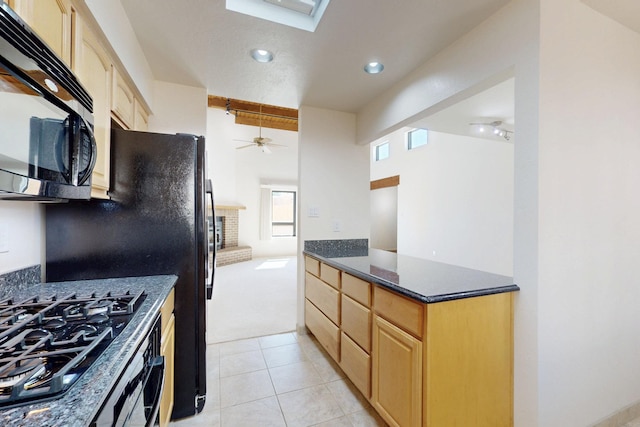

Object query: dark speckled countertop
[0,275,176,427]
[304,247,518,303]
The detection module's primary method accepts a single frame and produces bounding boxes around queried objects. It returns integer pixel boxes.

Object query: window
[407,128,428,150]
[374,141,390,161]
[272,191,296,237]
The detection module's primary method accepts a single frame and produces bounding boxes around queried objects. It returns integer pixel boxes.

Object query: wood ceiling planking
[208,95,298,132]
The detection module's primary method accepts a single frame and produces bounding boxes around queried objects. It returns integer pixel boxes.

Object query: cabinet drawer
[340,332,371,399]
[305,299,340,361]
[342,273,371,307]
[374,286,424,339]
[305,256,320,276]
[320,263,341,289]
[305,272,340,324]
[341,295,371,352]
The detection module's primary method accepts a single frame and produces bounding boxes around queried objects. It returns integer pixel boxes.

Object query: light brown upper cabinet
[8,0,73,65]
[73,14,112,198]
[134,98,149,131]
[111,67,135,129]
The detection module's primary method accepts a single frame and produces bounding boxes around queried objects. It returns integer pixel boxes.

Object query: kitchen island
[0,275,176,427]
[303,247,518,427]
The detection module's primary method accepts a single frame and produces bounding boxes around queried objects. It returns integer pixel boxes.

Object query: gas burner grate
[0,290,145,407]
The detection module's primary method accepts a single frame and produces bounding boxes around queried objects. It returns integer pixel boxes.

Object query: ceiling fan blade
[262,145,272,154]
[233,138,254,143]
[264,142,287,147]
[236,144,255,149]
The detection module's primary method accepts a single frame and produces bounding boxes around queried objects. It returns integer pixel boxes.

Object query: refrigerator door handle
[206,179,215,300]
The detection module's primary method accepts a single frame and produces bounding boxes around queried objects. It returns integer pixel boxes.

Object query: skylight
[226,0,331,32]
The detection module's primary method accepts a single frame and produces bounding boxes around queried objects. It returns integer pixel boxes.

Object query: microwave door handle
[68,115,81,186]
[54,117,72,184]
[75,115,97,186]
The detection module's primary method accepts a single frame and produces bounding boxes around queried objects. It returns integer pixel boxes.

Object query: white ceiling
[120,0,512,113]
[581,0,640,34]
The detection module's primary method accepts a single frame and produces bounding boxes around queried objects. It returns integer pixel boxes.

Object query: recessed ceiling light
[251,48,274,63]
[364,62,384,74]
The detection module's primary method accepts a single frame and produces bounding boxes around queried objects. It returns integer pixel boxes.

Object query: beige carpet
[206,256,298,344]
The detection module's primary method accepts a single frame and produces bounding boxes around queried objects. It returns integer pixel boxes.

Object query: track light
[469,120,513,141]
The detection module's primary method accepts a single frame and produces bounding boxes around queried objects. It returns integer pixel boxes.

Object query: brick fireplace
[214,205,252,266]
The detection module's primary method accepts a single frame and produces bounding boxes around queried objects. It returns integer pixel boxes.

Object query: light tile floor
[170,332,388,427]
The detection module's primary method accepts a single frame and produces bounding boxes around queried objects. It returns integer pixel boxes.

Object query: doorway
[370,176,399,252]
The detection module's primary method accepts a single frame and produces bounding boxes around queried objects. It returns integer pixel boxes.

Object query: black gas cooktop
[0,290,145,407]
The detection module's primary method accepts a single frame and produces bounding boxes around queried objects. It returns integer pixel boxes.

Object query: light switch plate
[308,206,320,217]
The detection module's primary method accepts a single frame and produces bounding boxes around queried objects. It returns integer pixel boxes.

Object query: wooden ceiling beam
[208,95,298,132]
[234,113,298,132]
[207,95,298,119]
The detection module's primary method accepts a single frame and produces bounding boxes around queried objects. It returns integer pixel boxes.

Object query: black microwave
[0,3,96,201]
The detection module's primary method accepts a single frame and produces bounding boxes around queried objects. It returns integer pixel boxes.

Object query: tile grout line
[261,344,289,426]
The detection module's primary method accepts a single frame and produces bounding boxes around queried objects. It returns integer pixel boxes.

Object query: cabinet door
[159,314,175,427]
[73,16,112,197]
[372,315,422,427]
[133,98,149,131]
[112,67,135,129]
[9,0,73,65]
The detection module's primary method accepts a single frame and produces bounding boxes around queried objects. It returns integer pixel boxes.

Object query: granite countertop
[304,247,519,303]
[0,275,177,427]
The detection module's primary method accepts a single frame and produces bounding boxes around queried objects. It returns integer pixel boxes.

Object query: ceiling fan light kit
[234,105,287,153]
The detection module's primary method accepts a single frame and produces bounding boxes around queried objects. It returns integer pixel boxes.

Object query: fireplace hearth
[214,205,252,266]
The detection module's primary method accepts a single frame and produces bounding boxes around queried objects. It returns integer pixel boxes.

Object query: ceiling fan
[234,105,286,153]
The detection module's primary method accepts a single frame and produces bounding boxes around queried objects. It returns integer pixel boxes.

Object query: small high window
[271,191,296,237]
[407,128,428,150]
[374,141,390,161]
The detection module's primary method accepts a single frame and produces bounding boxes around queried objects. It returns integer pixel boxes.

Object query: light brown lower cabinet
[304,256,515,427]
[159,290,176,427]
[371,315,422,427]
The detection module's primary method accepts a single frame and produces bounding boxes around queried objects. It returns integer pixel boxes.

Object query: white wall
[360,0,640,424]
[297,106,370,327]
[356,0,541,424]
[206,109,238,206]
[0,203,42,275]
[371,128,514,276]
[149,81,207,136]
[298,107,370,241]
[537,1,640,425]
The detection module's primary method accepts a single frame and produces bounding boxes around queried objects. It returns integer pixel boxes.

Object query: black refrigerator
[45,128,215,420]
